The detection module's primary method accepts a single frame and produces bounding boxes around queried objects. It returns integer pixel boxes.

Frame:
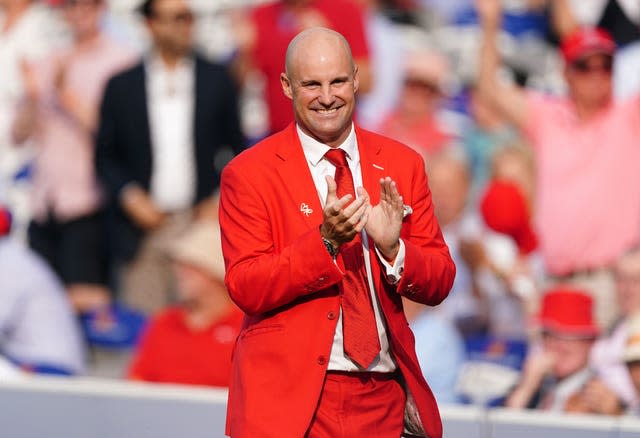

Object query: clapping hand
[364,177,404,262]
[320,175,370,248]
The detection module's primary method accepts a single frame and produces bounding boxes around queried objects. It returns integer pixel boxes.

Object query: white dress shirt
[145,54,196,212]
[297,124,405,372]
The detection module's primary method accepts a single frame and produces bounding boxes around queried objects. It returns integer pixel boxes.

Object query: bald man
[219,28,455,438]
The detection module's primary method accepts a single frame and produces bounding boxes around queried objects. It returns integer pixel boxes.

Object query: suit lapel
[355,127,390,292]
[355,126,386,206]
[132,64,153,177]
[275,124,324,229]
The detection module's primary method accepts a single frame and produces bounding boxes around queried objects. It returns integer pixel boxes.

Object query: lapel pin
[300,203,313,217]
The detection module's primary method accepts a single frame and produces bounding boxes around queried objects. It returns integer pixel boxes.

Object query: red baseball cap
[561,27,616,64]
[480,180,537,255]
[537,288,599,338]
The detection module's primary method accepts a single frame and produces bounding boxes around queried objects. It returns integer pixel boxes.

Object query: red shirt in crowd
[250,0,369,134]
[128,307,244,387]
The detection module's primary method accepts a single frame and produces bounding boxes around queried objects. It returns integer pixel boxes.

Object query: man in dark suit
[96,0,244,314]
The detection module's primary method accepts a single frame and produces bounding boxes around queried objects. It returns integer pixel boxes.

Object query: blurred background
[2,0,640,424]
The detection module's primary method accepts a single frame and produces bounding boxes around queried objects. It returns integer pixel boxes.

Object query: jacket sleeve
[218,67,246,155]
[393,154,456,306]
[219,161,343,316]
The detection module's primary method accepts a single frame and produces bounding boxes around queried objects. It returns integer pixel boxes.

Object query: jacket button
[317,356,326,365]
[327,311,336,320]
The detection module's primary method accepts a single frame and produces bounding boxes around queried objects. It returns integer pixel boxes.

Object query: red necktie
[324,148,381,369]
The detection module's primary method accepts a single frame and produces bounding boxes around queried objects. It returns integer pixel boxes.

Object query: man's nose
[318,84,335,106]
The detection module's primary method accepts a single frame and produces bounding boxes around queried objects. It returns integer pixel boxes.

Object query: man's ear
[352,65,360,95]
[280,73,293,100]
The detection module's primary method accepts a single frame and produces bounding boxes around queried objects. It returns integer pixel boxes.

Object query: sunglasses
[151,11,195,25]
[63,0,101,7]
[571,56,613,74]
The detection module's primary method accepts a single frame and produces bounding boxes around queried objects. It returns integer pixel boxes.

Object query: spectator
[505,288,599,412]
[476,0,640,331]
[572,248,640,415]
[429,146,536,339]
[404,298,466,405]
[461,87,521,195]
[377,48,453,157]
[0,205,85,375]
[128,219,243,387]
[96,0,244,315]
[489,143,536,211]
[0,0,65,238]
[232,0,371,135]
[11,0,135,313]
[478,179,540,338]
[427,147,487,338]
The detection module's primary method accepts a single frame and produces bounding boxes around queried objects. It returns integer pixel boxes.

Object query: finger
[325,175,338,203]
[379,177,390,203]
[341,194,366,219]
[326,194,354,217]
[353,204,371,233]
[388,180,404,211]
[346,200,369,226]
[358,186,371,204]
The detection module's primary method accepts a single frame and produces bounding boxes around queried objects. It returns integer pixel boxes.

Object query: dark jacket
[96,54,244,260]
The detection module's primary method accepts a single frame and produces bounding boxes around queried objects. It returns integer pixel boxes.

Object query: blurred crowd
[2,0,640,419]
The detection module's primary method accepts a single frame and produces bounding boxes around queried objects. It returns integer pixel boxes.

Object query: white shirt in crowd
[145,54,197,212]
[0,239,85,374]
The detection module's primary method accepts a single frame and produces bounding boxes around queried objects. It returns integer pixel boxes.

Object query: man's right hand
[121,185,166,231]
[320,175,370,248]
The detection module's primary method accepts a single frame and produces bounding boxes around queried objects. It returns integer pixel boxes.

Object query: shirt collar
[144,51,194,78]
[296,123,358,167]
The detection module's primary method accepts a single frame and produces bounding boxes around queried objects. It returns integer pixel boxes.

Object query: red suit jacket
[219,124,455,438]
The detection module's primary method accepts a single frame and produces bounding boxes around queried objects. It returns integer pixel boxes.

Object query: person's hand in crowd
[522,349,556,381]
[459,239,489,272]
[229,8,256,54]
[364,177,404,262]
[121,184,166,231]
[567,378,626,415]
[320,175,370,250]
[506,349,556,408]
[12,59,40,145]
[475,0,503,30]
[194,196,219,222]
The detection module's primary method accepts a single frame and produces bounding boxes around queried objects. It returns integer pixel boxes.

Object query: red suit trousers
[305,371,406,438]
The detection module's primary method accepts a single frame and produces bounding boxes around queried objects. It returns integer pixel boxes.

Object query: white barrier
[2,376,640,438]
[0,376,228,438]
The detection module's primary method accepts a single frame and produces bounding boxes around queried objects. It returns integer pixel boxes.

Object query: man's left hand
[363,177,404,262]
